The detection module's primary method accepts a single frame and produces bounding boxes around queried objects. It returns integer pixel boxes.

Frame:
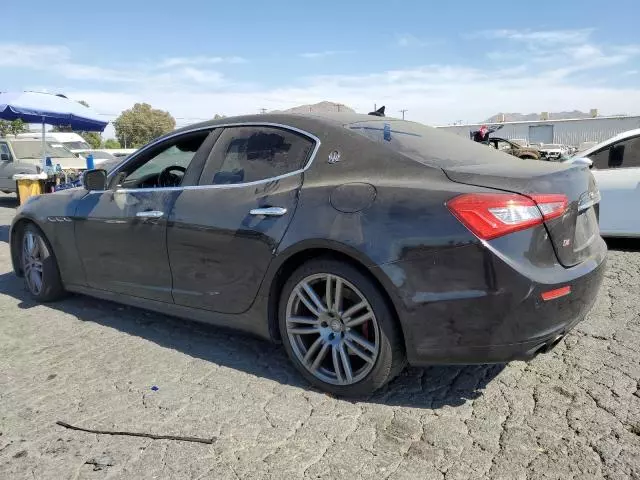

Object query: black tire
[19,224,66,302]
[278,258,406,397]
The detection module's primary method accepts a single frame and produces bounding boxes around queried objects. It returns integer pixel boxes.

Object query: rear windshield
[346,119,522,168]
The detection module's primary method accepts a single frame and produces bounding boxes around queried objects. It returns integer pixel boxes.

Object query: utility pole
[259,108,267,114]
[399,109,408,120]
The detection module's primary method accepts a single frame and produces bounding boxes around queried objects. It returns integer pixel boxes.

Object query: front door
[588,135,640,236]
[167,124,317,313]
[73,128,216,302]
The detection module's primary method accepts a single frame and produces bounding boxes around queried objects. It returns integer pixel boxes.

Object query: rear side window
[590,136,640,169]
[347,120,521,168]
[207,126,314,185]
[0,143,10,159]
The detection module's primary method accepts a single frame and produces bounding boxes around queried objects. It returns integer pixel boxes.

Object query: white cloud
[299,50,354,59]
[483,28,640,82]
[396,34,436,48]
[7,31,640,136]
[476,28,594,45]
[66,61,640,132]
[0,43,71,68]
[0,43,236,89]
[158,56,246,67]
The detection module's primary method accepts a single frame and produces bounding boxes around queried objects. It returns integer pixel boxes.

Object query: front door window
[110,129,212,189]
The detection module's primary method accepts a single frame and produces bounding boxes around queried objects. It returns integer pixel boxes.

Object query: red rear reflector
[446,193,568,240]
[541,286,571,301]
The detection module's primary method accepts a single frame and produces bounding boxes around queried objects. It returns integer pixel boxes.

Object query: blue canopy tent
[0,91,108,167]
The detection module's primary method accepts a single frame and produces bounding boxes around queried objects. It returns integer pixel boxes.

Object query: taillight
[446,193,568,240]
[529,194,568,221]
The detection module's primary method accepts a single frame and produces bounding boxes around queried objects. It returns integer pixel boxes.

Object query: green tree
[0,120,28,136]
[81,132,102,149]
[213,114,226,120]
[103,138,121,149]
[114,103,176,148]
[8,119,28,135]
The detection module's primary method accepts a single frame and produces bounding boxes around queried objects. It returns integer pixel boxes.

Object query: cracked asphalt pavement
[0,195,638,479]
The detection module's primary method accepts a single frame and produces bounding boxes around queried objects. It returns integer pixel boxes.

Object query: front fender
[10,188,88,285]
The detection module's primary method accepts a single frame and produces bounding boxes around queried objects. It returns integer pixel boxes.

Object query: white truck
[16,132,91,153]
[0,137,83,193]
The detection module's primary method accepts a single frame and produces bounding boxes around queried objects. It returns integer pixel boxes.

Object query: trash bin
[13,173,48,206]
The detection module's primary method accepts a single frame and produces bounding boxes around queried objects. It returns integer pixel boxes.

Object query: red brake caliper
[362,321,370,341]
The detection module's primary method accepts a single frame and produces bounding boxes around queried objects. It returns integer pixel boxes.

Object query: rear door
[586,135,640,237]
[167,124,318,314]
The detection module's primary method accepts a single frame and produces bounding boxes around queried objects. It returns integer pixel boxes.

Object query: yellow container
[13,173,48,205]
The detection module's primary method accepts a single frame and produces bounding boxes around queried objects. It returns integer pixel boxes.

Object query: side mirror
[0,153,9,162]
[83,169,108,191]
[570,157,593,168]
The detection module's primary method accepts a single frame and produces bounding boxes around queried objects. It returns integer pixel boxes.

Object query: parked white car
[564,128,640,237]
[17,132,91,153]
[538,143,570,161]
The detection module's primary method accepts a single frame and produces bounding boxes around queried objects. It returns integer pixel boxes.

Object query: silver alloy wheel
[22,231,44,296]
[285,273,381,386]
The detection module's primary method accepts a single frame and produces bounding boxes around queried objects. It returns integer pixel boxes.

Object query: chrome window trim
[91,122,321,195]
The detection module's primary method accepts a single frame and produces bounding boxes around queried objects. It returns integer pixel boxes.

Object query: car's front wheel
[20,224,65,302]
[279,259,405,396]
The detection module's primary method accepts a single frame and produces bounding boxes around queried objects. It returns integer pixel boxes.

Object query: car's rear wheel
[20,224,65,302]
[279,259,405,396]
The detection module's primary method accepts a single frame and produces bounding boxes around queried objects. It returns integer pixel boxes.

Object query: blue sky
[2,0,640,136]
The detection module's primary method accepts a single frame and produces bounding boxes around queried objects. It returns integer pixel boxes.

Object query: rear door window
[590,136,640,169]
[201,126,315,185]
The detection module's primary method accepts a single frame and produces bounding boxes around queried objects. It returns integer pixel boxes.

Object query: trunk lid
[443,161,600,267]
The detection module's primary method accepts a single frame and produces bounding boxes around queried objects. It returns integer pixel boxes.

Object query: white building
[436,115,640,147]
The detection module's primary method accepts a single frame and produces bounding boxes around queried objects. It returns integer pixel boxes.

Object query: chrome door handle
[249,207,287,216]
[136,210,164,218]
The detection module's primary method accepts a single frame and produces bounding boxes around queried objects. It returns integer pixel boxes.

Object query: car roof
[1,137,59,143]
[172,111,397,135]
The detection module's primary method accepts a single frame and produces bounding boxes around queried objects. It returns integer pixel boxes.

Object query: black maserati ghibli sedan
[10,112,606,396]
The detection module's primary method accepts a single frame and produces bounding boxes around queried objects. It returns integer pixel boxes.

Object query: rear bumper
[374,230,607,366]
[406,314,585,366]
